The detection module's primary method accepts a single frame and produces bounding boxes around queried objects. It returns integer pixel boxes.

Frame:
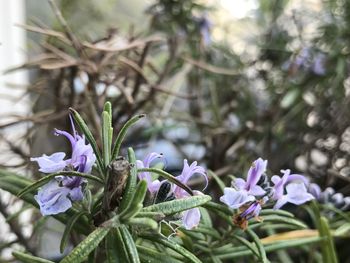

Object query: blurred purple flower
[31,115,96,215]
[271,169,309,201]
[308,183,321,199]
[198,14,212,47]
[312,53,326,75]
[273,182,314,209]
[136,152,164,193]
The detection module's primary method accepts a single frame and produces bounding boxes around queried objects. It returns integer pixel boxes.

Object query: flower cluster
[283,47,327,76]
[137,153,207,230]
[308,183,350,211]
[31,116,96,216]
[220,158,314,228]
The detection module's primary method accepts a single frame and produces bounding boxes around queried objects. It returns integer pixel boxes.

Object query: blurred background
[1,0,350,261]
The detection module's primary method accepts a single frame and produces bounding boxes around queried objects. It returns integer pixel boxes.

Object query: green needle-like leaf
[246,228,269,263]
[120,180,147,220]
[137,245,183,263]
[60,211,88,253]
[60,227,110,263]
[119,225,140,263]
[12,251,54,263]
[102,111,112,167]
[119,148,138,211]
[143,195,211,215]
[111,114,145,160]
[141,234,201,263]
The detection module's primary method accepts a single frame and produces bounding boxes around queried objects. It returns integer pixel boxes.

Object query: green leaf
[246,228,269,263]
[280,89,300,108]
[137,168,193,196]
[126,217,158,230]
[249,215,307,229]
[215,236,323,259]
[259,209,294,218]
[119,148,138,211]
[319,216,338,263]
[70,108,104,173]
[103,101,112,118]
[141,234,201,263]
[60,227,110,263]
[119,225,140,263]
[12,251,54,263]
[102,111,112,167]
[111,114,145,160]
[137,245,183,263]
[119,180,147,220]
[143,195,211,215]
[232,234,260,258]
[18,171,103,197]
[105,229,125,263]
[60,211,88,253]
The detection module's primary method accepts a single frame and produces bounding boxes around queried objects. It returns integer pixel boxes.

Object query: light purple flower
[136,152,164,193]
[35,180,76,216]
[274,182,314,209]
[240,201,262,220]
[31,152,67,173]
[271,169,309,201]
[312,53,326,75]
[182,207,201,230]
[198,14,212,47]
[173,160,207,199]
[31,115,96,215]
[234,158,268,196]
[308,183,321,199]
[173,161,207,230]
[220,158,268,210]
[220,187,255,209]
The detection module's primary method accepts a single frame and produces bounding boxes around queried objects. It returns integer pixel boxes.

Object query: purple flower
[136,152,164,193]
[308,183,321,199]
[198,14,212,47]
[273,182,314,209]
[31,152,67,173]
[312,53,326,75]
[182,207,201,230]
[173,161,207,230]
[271,169,309,201]
[220,158,267,209]
[31,116,96,174]
[34,180,82,216]
[234,158,268,196]
[220,187,255,209]
[31,115,96,215]
[173,160,207,199]
[240,201,262,220]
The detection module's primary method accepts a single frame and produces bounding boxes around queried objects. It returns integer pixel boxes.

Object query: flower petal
[31,152,67,173]
[246,158,267,189]
[220,187,255,209]
[182,208,201,230]
[34,180,72,216]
